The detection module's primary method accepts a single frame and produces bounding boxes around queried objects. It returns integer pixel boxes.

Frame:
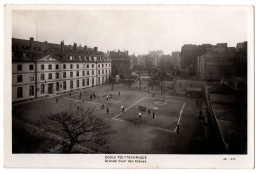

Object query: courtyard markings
[111,96,185,134]
[174,102,186,133]
[112,97,146,120]
[114,97,127,103]
[63,96,186,134]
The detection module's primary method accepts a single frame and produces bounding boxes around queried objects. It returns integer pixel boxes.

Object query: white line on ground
[174,102,186,132]
[64,98,103,105]
[154,127,175,133]
[114,97,127,103]
[112,97,146,120]
[146,97,184,104]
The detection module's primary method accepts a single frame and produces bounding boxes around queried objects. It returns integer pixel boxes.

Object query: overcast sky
[12,6,249,55]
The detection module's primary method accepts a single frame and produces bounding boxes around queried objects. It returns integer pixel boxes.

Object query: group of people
[90,93,96,100]
[138,109,155,119]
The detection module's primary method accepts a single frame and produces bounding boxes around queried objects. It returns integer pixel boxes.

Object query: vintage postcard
[4,4,254,168]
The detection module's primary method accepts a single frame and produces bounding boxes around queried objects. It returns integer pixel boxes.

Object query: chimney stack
[94,47,98,52]
[30,37,34,49]
[84,45,87,52]
[61,40,64,51]
[73,42,77,52]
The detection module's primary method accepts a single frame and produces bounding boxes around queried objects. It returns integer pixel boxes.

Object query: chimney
[61,40,64,51]
[30,37,34,49]
[94,47,98,52]
[126,50,129,55]
[84,45,87,52]
[74,42,77,52]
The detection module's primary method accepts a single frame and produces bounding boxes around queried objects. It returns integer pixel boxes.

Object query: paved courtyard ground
[12,83,209,154]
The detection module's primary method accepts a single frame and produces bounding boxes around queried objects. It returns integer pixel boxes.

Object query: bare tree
[41,104,111,153]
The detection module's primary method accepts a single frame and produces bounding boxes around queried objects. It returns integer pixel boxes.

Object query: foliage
[41,104,111,153]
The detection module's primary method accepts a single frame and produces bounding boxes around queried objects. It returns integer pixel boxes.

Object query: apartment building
[12,37,111,102]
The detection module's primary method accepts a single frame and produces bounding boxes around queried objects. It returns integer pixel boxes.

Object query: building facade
[171,51,181,68]
[12,37,111,102]
[108,49,131,77]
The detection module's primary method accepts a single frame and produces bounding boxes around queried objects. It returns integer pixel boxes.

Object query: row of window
[16,63,111,71]
[17,86,34,98]
[16,77,102,98]
[16,69,111,83]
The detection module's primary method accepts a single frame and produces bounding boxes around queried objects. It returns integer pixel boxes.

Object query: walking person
[107,108,109,114]
[148,109,150,116]
[153,111,155,119]
[107,96,109,100]
[176,124,180,134]
[118,92,120,96]
[199,110,202,119]
[101,104,104,110]
[139,112,142,119]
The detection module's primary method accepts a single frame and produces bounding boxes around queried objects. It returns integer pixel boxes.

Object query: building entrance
[48,83,53,94]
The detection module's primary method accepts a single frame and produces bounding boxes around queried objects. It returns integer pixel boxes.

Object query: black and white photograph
[4,4,254,168]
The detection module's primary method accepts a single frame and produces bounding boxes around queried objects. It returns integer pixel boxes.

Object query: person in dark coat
[176,124,180,134]
[118,92,120,96]
[199,110,203,119]
[148,109,150,116]
[153,111,155,119]
[107,108,109,114]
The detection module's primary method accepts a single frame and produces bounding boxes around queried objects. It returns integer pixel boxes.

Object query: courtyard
[12,83,208,154]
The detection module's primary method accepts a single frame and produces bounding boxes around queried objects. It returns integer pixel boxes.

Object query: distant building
[181,44,213,76]
[12,37,111,102]
[171,51,181,67]
[180,44,197,75]
[196,44,237,80]
[108,49,131,77]
[236,41,247,77]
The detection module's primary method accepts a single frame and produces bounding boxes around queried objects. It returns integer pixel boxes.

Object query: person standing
[153,111,155,119]
[176,124,180,134]
[199,110,202,119]
[118,92,120,96]
[148,109,150,116]
[139,112,142,119]
[107,96,109,100]
[107,108,109,114]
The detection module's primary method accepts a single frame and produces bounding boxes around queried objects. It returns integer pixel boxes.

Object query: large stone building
[180,44,213,76]
[196,44,237,80]
[12,37,111,102]
[108,49,131,77]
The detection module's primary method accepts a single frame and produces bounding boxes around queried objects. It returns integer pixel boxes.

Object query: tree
[41,104,111,153]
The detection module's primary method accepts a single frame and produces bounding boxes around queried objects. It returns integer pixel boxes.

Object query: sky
[12,6,250,55]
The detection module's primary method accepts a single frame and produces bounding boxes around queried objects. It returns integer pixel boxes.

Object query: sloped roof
[208,83,238,95]
[109,51,130,58]
[37,54,59,62]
